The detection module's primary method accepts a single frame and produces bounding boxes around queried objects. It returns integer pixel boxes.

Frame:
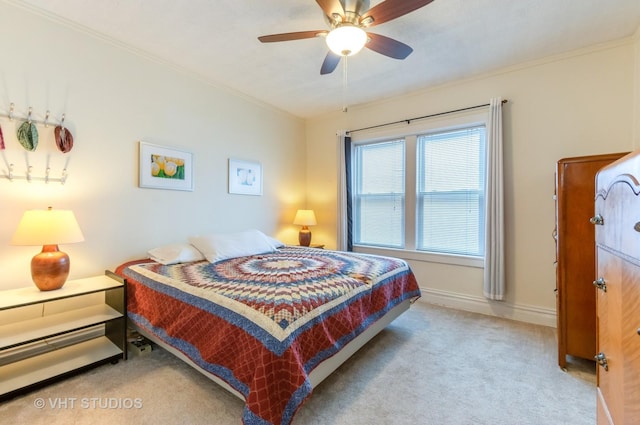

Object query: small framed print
[139,142,193,191]
[228,158,262,196]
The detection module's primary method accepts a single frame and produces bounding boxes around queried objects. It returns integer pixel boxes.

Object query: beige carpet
[0,301,596,424]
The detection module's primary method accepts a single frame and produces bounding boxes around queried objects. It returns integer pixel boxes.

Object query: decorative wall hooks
[3,162,69,184]
[1,103,63,128]
[0,102,73,185]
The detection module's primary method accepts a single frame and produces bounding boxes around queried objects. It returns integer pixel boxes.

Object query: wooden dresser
[593,150,640,424]
[555,153,627,369]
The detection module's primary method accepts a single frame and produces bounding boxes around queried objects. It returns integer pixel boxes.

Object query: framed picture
[139,142,193,191]
[228,158,262,195]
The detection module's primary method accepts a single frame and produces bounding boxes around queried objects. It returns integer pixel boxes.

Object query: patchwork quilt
[117,246,420,425]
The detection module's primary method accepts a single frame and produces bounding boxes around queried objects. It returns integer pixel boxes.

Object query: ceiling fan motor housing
[344,0,370,16]
[325,0,371,27]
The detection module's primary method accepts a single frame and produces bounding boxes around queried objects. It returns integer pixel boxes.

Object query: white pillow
[189,229,277,263]
[148,243,205,265]
[267,236,285,248]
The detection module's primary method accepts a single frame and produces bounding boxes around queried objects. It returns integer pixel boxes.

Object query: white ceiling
[13,0,640,119]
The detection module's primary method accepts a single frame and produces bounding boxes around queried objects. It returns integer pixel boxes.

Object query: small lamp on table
[293,209,317,247]
[11,207,85,291]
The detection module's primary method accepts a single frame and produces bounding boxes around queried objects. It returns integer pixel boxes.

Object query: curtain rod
[346,99,508,136]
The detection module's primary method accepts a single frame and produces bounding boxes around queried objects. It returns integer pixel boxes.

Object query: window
[353,139,405,248]
[352,124,486,258]
[417,127,486,256]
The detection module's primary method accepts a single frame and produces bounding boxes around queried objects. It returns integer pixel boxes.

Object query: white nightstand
[0,271,126,399]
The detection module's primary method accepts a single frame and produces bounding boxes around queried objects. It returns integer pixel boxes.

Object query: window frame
[349,110,488,268]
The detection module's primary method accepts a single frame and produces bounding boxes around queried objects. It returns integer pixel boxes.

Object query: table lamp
[293,209,317,247]
[11,207,85,291]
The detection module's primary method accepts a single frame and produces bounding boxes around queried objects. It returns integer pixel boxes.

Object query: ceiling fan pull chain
[342,55,349,113]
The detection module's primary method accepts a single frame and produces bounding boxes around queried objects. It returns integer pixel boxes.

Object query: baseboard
[418,288,557,328]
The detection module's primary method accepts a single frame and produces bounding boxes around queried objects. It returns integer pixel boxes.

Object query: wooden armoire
[593,151,640,424]
[555,153,627,369]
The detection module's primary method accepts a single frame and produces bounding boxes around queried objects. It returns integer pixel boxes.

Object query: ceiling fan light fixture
[326,25,367,57]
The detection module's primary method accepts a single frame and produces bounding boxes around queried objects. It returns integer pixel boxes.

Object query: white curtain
[483,98,505,300]
[337,131,350,251]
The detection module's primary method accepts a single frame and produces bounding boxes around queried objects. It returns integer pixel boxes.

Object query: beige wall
[306,39,637,325]
[0,3,306,290]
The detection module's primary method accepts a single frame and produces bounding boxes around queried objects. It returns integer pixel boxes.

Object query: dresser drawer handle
[595,352,609,371]
[635,222,640,233]
[590,215,604,225]
[593,277,607,292]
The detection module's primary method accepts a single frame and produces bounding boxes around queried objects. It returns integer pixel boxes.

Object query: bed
[114,233,421,425]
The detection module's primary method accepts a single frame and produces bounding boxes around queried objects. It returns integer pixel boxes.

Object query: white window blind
[417,126,486,256]
[353,139,405,248]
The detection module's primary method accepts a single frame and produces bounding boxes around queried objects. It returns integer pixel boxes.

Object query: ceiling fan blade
[316,0,344,20]
[361,0,434,27]
[320,51,341,75]
[365,32,413,59]
[258,30,327,43]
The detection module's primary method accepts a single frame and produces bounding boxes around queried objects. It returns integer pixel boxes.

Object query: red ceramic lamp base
[31,244,70,291]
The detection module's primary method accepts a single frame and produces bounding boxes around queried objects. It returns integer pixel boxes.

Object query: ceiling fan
[258,0,435,75]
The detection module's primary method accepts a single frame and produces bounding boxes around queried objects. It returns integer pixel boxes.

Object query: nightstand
[0,271,126,399]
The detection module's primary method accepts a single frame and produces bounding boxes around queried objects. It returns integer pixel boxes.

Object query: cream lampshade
[293,209,317,247]
[11,207,85,291]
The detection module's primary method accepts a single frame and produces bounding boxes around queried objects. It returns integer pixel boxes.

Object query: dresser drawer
[595,249,622,423]
[595,181,640,262]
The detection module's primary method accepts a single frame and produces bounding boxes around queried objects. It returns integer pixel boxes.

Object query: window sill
[352,245,484,268]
